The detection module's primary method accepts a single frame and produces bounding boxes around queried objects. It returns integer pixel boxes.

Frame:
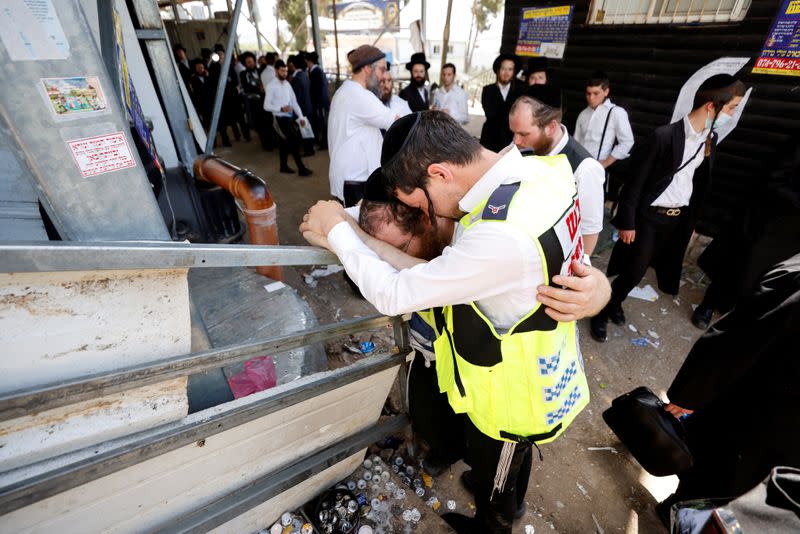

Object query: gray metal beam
[130,0,199,174]
[0,314,407,422]
[0,241,339,273]
[205,0,244,154]
[159,415,408,533]
[308,0,323,67]
[0,352,405,515]
[135,28,167,40]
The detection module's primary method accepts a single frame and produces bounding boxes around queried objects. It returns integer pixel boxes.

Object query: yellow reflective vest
[432,155,590,443]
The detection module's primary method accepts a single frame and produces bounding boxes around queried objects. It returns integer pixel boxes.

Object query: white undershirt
[574,99,635,162]
[433,84,469,124]
[498,82,510,100]
[548,125,606,235]
[651,116,709,208]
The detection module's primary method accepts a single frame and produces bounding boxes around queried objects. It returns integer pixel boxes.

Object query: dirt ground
[214,120,714,533]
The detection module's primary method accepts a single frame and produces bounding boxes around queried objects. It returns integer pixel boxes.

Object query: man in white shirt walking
[574,71,634,169]
[301,112,611,534]
[380,69,412,118]
[432,63,469,125]
[263,59,312,176]
[327,45,398,206]
[509,94,606,255]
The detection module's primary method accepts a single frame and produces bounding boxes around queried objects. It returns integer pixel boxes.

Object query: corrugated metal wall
[501,0,798,235]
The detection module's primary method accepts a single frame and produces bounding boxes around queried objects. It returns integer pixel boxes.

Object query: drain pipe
[193,155,282,280]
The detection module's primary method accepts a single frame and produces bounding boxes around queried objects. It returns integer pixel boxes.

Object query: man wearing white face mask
[590,74,747,342]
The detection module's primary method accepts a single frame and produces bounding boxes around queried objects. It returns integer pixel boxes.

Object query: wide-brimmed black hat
[405,52,430,71]
[525,56,549,75]
[492,53,520,75]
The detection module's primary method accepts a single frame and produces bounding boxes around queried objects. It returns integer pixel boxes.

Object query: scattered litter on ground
[343,344,363,354]
[628,284,659,302]
[691,304,698,311]
[576,481,589,498]
[525,525,536,534]
[680,335,693,341]
[263,281,286,293]
[613,331,622,337]
[598,383,607,389]
[446,499,457,511]
[304,265,344,287]
[647,330,660,339]
[422,473,433,488]
[660,308,668,315]
[640,312,646,317]
[673,298,681,306]
[628,324,638,333]
[587,447,618,453]
[592,513,605,534]
[631,337,660,349]
[555,500,565,508]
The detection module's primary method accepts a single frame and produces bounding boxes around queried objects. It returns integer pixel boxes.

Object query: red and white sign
[67,132,136,178]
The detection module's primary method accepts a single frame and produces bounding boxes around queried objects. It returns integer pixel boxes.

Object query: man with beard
[508,94,605,255]
[399,53,431,112]
[239,52,271,151]
[480,54,523,152]
[263,59,312,176]
[327,45,399,206]
[380,68,412,118]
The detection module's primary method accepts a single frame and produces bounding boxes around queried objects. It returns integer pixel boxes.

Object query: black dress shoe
[279,166,295,174]
[298,167,313,177]
[607,301,626,325]
[460,470,525,519]
[590,314,608,342]
[691,305,713,330]
[441,513,476,534]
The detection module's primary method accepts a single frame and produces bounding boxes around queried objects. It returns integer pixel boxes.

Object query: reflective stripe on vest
[433,154,590,443]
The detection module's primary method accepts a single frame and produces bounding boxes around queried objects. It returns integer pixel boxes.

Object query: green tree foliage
[472,0,503,33]
[275,0,308,51]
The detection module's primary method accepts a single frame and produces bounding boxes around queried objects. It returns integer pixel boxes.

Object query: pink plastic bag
[227,356,277,399]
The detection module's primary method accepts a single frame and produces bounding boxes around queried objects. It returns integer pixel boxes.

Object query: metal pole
[440,0,454,85]
[205,0,245,154]
[205,0,213,19]
[332,0,341,82]
[309,0,323,68]
[248,0,263,53]
[170,0,180,21]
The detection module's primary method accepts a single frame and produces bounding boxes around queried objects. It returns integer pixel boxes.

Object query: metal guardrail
[0,241,339,272]
[0,242,414,522]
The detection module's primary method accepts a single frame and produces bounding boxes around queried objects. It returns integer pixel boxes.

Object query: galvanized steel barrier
[0,242,413,529]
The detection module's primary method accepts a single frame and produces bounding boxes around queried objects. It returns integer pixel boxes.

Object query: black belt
[651,206,686,217]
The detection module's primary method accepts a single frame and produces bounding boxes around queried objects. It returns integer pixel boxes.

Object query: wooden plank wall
[501,0,798,235]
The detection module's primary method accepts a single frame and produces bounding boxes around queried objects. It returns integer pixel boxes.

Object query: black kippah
[363,168,393,203]
[699,73,738,91]
[526,84,562,110]
[381,112,422,166]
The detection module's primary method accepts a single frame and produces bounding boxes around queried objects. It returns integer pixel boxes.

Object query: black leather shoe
[590,314,608,342]
[460,470,525,519]
[691,305,713,330]
[279,166,295,174]
[298,167,313,177]
[441,513,476,534]
[607,301,626,325]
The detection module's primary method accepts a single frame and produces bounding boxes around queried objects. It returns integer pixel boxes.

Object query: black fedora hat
[405,52,430,71]
[492,53,520,75]
[525,56,549,75]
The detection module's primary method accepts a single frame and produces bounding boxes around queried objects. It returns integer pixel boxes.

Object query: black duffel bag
[602,386,693,476]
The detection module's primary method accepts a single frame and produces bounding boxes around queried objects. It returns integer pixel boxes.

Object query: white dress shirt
[328,80,397,200]
[651,116,709,208]
[433,84,469,124]
[548,125,605,235]
[326,146,584,330]
[260,64,275,89]
[263,78,302,117]
[386,95,412,117]
[574,99,634,162]
[498,82,511,100]
[417,86,429,105]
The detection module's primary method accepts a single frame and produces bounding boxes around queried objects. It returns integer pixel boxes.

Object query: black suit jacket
[479,82,522,152]
[608,119,717,294]
[399,84,429,112]
[308,65,329,112]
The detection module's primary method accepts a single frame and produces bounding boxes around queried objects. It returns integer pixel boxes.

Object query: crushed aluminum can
[410,508,421,522]
[363,471,372,481]
[356,493,368,506]
[447,500,457,511]
[280,512,293,526]
[402,509,413,522]
[415,487,425,497]
[359,341,375,353]
[357,479,367,490]
[405,466,415,477]
[346,480,357,491]
[363,459,373,470]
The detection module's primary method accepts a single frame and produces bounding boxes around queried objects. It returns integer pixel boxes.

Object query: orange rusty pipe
[193,155,282,280]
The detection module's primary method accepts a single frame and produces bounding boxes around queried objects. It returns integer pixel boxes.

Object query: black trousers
[407,352,465,466]
[273,116,304,170]
[610,207,688,306]
[464,417,532,533]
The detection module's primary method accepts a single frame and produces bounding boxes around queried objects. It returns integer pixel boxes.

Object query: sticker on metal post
[0,0,70,61]
[40,77,108,120]
[66,132,136,178]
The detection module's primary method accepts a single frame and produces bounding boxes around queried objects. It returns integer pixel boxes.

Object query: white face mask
[706,110,732,130]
